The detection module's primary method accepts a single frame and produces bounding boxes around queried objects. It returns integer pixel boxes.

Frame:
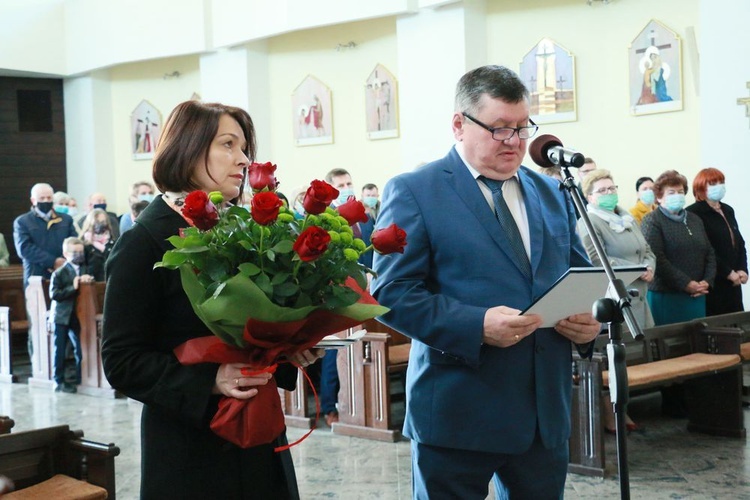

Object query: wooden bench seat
[569,320,745,477]
[0,265,29,382]
[0,420,120,499]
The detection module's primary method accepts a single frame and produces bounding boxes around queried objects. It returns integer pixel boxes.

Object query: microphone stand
[560,166,645,500]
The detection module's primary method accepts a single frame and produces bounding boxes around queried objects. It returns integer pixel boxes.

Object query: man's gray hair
[455,65,529,115]
[30,183,53,199]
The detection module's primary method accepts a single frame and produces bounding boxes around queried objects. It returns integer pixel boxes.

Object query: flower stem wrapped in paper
[155,162,407,449]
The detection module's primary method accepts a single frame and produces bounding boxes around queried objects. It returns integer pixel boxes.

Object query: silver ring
[514,334,520,342]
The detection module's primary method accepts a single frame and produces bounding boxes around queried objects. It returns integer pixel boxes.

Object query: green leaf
[274,282,299,297]
[255,273,273,295]
[238,262,261,277]
[166,235,186,249]
[266,249,276,262]
[270,271,290,285]
[157,251,189,268]
[271,240,294,254]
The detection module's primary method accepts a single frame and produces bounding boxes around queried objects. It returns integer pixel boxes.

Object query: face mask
[93,222,108,235]
[596,193,618,212]
[336,188,355,205]
[138,194,155,203]
[706,184,726,202]
[54,205,69,214]
[93,203,107,211]
[639,189,655,206]
[67,207,78,217]
[663,193,686,212]
[362,196,378,208]
[70,252,85,265]
[36,201,53,214]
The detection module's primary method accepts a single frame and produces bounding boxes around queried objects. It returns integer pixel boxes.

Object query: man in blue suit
[371,65,600,499]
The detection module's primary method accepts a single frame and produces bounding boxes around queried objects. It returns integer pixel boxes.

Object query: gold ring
[234,378,239,386]
[514,334,520,341]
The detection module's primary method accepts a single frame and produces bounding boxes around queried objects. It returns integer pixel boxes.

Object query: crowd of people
[1,65,746,499]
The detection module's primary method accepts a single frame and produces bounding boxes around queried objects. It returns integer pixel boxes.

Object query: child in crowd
[49,237,94,393]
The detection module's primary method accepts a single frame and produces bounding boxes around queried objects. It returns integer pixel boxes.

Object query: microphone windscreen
[529,134,563,168]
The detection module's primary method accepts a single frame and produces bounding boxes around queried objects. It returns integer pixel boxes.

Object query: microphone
[529,134,585,169]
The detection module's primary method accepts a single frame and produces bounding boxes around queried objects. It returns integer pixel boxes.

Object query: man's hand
[555,313,600,344]
[482,306,543,348]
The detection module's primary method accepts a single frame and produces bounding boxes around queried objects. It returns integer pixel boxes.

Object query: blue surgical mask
[67,206,78,217]
[639,189,655,206]
[138,194,155,203]
[336,188,355,205]
[362,196,378,208]
[596,193,619,212]
[663,193,686,212]
[54,205,69,214]
[706,184,726,202]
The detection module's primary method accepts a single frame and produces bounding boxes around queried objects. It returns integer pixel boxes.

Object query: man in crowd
[78,192,120,239]
[361,183,380,221]
[13,183,78,287]
[319,168,375,427]
[372,65,600,499]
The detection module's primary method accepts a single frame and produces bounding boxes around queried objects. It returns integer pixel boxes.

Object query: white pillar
[63,70,116,205]
[199,42,272,160]
[396,0,487,171]
[700,0,750,304]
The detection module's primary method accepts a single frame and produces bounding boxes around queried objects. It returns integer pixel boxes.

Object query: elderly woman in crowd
[79,208,116,281]
[687,168,747,315]
[641,170,716,325]
[578,169,656,432]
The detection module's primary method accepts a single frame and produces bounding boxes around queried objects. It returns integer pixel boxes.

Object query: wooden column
[0,307,12,383]
[76,282,117,398]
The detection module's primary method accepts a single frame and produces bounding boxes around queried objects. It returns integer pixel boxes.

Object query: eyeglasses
[593,185,618,195]
[462,113,539,141]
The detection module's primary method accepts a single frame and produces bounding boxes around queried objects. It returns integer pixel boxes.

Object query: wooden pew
[76,281,118,398]
[0,423,120,499]
[0,265,27,383]
[332,319,410,442]
[569,320,745,477]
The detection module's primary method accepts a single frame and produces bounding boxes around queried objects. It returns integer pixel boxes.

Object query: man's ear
[452,113,464,141]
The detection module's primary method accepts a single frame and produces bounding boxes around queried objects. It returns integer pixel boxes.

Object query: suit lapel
[443,149,529,275]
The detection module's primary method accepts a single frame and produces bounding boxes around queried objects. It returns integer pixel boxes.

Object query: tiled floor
[2,373,749,499]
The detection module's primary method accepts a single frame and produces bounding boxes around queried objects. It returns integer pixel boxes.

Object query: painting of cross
[629,19,682,116]
[519,37,577,124]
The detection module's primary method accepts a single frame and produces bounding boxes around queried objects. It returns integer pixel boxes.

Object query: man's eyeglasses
[462,113,539,141]
[593,186,618,195]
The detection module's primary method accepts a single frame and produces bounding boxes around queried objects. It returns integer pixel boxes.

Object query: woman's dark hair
[635,176,654,192]
[152,101,256,202]
[653,170,688,199]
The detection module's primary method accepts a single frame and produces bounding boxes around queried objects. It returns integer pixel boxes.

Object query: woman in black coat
[101,101,322,499]
[687,168,748,315]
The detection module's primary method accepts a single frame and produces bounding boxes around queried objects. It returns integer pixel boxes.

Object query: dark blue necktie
[480,176,531,279]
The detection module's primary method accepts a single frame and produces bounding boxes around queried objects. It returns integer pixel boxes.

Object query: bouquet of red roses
[156,161,406,449]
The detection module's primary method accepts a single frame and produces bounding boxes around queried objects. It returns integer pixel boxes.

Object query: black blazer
[101,196,298,499]
[49,262,85,325]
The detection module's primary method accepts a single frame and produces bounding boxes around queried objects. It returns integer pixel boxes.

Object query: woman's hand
[738,270,749,285]
[685,280,709,297]
[213,362,272,399]
[289,348,326,368]
[640,267,654,283]
[728,270,742,286]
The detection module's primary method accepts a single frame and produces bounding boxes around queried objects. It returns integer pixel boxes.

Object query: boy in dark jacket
[49,237,94,393]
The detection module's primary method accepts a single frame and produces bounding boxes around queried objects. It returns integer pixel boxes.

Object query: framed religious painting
[364,64,399,139]
[130,100,162,160]
[629,19,683,116]
[292,75,333,146]
[519,38,577,124]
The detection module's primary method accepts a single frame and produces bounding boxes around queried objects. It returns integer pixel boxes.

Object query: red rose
[182,191,219,230]
[293,226,331,262]
[250,192,283,225]
[248,162,278,192]
[336,197,368,226]
[371,224,407,254]
[302,180,339,215]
